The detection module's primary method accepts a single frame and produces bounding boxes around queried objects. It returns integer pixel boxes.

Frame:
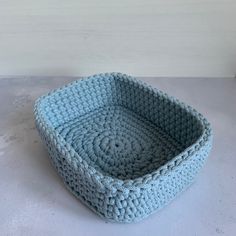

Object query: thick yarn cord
[34,73,212,223]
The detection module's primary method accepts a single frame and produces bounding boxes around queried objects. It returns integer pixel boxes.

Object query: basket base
[56,105,182,180]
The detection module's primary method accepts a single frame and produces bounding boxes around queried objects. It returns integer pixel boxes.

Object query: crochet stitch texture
[34,73,213,223]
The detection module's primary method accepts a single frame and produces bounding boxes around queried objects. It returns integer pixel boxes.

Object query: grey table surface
[0,77,235,236]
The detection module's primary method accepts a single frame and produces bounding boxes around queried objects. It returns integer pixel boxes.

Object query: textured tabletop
[0,77,235,235]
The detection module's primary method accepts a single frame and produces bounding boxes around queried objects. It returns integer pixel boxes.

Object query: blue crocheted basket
[34,73,212,223]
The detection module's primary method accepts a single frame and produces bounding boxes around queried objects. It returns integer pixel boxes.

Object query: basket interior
[40,74,204,180]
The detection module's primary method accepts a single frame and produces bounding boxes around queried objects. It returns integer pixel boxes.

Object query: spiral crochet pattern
[34,73,212,223]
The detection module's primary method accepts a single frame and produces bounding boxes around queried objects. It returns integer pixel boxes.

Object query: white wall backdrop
[0,0,235,77]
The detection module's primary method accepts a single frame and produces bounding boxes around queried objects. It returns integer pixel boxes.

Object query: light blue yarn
[34,73,213,223]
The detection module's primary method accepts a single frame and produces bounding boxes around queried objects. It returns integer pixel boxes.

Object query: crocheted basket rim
[34,72,212,190]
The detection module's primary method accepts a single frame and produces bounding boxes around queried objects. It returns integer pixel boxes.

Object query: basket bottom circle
[56,105,182,179]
